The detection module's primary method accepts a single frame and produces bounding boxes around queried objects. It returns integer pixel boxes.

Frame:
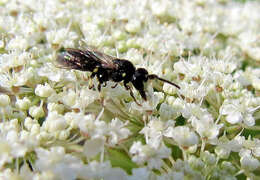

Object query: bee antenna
[148,74,180,89]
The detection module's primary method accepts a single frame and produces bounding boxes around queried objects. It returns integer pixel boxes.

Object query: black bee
[57,48,180,105]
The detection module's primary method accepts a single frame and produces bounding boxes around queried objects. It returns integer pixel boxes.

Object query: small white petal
[220,104,236,115]
[226,111,243,124]
[243,114,255,126]
[240,155,260,171]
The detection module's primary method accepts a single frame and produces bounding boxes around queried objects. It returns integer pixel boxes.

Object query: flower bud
[16,97,31,110]
[35,83,54,97]
[29,105,45,119]
[0,94,10,106]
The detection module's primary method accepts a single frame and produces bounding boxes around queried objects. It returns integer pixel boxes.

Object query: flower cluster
[0,0,260,179]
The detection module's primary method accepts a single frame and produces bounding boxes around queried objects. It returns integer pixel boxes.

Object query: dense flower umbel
[0,0,260,179]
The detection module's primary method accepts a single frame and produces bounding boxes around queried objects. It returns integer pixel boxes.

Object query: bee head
[132,68,180,101]
[132,68,149,100]
[134,68,149,82]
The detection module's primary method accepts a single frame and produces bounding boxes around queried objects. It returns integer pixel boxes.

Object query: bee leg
[89,84,94,89]
[90,72,96,78]
[88,78,94,89]
[111,83,118,88]
[124,83,142,106]
[97,81,105,106]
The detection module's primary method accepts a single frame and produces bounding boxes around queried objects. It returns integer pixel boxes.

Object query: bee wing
[89,49,118,69]
[56,48,87,70]
[56,48,117,71]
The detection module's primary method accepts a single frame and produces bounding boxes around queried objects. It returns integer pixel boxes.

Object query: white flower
[251,139,260,157]
[238,31,260,61]
[0,66,36,88]
[220,99,258,126]
[190,114,223,140]
[42,111,67,133]
[0,51,31,70]
[35,146,87,180]
[125,19,141,33]
[0,120,37,168]
[0,94,10,106]
[112,30,127,41]
[130,141,171,169]
[240,151,260,171]
[107,118,131,145]
[102,81,129,100]
[179,102,203,120]
[81,23,101,43]
[220,6,245,36]
[159,102,178,120]
[20,129,39,149]
[46,28,78,47]
[163,83,179,95]
[220,161,237,174]
[124,48,143,65]
[173,59,202,80]
[215,135,243,159]
[130,85,163,112]
[35,83,55,97]
[6,36,29,50]
[211,72,233,91]
[164,126,199,148]
[64,111,85,129]
[15,97,31,110]
[24,117,34,130]
[179,81,209,101]
[201,151,216,165]
[37,62,77,82]
[78,113,107,138]
[248,68,260,90]
[188,155,205,170]
[61,89,77,107]
[47,102,64,114]
[140,117,174,148]
[238,136,260,159]
[234,70,251,87]
[72,87,99,109]
[150,0,175,20]
[116,40,127,53]
[29,105,45,119]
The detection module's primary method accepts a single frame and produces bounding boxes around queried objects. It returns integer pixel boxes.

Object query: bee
[56,48,180,105]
